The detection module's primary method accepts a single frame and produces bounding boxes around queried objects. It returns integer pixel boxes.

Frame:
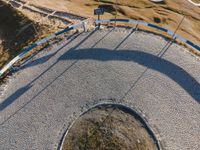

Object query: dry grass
[191,0,200,3]
[0,0,35,67]
[62,107,157,150]
[0,0,61,69]
[0,0,199,72]
[21,0,200,45]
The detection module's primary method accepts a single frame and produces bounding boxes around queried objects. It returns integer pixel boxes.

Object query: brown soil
[22,0,200,45]
[191,0,200,3]
[1,0,199,76]
[62,106,158,150]
[0,0,60,69]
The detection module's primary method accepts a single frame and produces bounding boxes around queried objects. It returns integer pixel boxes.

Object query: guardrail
[0,21,87,77]
[95,19,200,52]
[1,18,200,78]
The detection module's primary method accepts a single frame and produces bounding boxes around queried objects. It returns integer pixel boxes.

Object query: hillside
[0,0,199,73]
[0,0,35,67]
[0,0,62,68]
[22,0,200,45]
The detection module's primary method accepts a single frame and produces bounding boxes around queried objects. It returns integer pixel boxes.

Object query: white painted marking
[137,21,148,26]
[187,0,200,6]
[167,30,174,36]
[129,20,139,24]
[36,38,47,45]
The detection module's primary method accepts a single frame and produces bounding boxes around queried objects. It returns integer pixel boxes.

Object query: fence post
[83,21,87,32]
[135,24,139,31]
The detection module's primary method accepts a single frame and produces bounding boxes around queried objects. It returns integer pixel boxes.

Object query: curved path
[0,28,200,149]
[188,0,200,6]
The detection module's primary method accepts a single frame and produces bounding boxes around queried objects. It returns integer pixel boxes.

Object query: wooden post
[115,0,117,27]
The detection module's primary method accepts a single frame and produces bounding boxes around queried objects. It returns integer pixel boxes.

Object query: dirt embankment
[1,2,34,66]
[0,0,58,69]
[22,0,200,45]
[1,0,199,71]
[62,106,158,150]
[191,0,200,3]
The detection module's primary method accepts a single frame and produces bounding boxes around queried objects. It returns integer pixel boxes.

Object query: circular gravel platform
[0,28,200,150]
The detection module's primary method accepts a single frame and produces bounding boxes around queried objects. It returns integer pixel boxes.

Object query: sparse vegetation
[0,0,199,72]
[0,0,34,67]
[21,0,199,45]
[191,0,200,3]
[62,107,157,150]
[0,0,60,69]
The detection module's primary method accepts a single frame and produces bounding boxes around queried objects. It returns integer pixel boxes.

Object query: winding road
[0,28,200,149]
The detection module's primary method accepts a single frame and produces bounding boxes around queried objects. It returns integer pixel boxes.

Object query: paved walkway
[0,28,200,149]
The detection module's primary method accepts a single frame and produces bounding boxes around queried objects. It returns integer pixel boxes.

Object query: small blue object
[148,23,168,33]
[55,26,73,36]
[94,8,104,15]
[186,40,200,51]
[110,19,129,22]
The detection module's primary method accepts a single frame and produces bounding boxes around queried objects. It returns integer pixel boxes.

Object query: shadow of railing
[0,28,99,125]
[1,25,199,127]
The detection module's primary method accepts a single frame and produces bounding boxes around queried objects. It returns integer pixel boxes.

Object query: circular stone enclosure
[60,104,160,150]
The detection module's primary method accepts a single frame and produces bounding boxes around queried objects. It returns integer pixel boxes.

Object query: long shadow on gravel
[0,29,98,114]
[19,32,83,70]
[20,28,116,70]
[1,29,199,126]
[59,48,200,103]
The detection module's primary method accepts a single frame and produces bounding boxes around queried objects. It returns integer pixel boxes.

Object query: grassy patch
[23,0,199,46]
[62,107,157,150]
[191,0,200,3]
[0,0,58,69]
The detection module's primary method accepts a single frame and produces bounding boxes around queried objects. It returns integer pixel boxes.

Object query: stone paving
[0,28,200,149]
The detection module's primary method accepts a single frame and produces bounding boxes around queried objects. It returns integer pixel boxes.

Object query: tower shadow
[59,48,200,103]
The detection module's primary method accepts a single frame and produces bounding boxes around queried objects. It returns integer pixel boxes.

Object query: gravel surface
[0,28,200,150]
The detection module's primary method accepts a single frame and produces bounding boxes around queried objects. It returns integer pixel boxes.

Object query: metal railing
[0,21,87,77]
[1,18,200,78]
[96,19,200,52]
